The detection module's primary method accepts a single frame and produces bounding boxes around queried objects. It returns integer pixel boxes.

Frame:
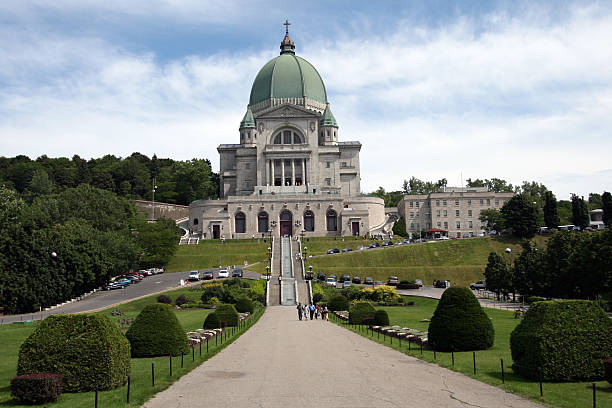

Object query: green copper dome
[319,105,338,127]
[239,107,255,129]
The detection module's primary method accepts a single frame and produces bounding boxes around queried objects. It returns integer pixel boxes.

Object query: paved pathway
[144,306,543,408]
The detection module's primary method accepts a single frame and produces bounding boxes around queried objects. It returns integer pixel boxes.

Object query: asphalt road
[0,268,261,325]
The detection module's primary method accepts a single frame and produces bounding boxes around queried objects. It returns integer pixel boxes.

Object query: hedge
[349,302,376,324]
[510,300,612,381]
[374,310,389,326]
[11,373,62,404]
[235,297,254,314]
[126,303,189,357]
[428,287,494,351]
[17,314,130,392]
[328,294,349,312]
[215,304,240,327]
[203,312,221,329]
[157,294,172,304]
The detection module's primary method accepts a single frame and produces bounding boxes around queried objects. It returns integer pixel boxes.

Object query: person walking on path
[323,306,329,321]
[302,304,308,320]
[309,303,315,320]
[296,303,303,321]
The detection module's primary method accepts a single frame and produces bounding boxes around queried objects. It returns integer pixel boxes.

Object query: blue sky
[1,0,611,199]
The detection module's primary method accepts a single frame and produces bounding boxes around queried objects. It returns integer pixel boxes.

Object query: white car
[325,277,336,287]
[187,270,200,281]
[218,269,229,278]
[438,236,450,240]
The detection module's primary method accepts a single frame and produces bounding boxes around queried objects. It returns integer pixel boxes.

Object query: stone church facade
[189,25,388,239]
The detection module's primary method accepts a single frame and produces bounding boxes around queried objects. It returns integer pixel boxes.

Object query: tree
[392,216,407,237]
[402,177,447,195]
[543,190,560,229]
[511,241,547,297]
[479,209,505,231]
[501,194,538,238]
[588,193,603,210]
[571,195,589,228]
[466,178,514,192]
[484,252,511,299]
[602,191,612,227]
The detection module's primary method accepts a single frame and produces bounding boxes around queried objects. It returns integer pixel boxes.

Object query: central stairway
[280,236,296,305]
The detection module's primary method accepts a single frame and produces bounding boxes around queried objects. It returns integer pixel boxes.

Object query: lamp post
[265,266,270,281]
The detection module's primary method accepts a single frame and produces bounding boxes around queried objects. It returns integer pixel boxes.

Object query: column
[281,160,285,186]
[271,160,275,186]
[291,159,295,186]
[266,159,270,186]
[301,159,306,186]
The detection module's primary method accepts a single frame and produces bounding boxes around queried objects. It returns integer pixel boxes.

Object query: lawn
[305,236,548,287]
[0,285,265,407]
[332,297,610,408]
[166,239,271,272]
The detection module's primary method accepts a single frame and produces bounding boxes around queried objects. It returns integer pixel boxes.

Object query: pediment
[254,103,319,120]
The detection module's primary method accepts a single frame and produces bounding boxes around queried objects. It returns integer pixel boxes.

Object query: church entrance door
[279,210,293,237]
[352,221,360,236]
[212,225,220,239]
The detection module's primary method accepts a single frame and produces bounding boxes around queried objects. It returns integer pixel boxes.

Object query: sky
[1,0,611,200]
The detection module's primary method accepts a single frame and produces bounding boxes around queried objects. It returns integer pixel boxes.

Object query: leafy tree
[392,216,407,237]
[557,200,572,225]
[484,252,511,299]
[501,194,538,238]
[479,209,505,231]
[571,195,589,228]
[402,177,447,195]
[602,191,612,227]
[370,186,403,207]
[543,190,560,229]
[466,177,514,192]
[136,217,181,268]
[588,193,603,210]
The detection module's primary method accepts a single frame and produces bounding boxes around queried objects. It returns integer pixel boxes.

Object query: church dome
[249,24,328,107]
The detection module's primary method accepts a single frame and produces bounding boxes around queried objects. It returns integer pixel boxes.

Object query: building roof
[320,105,338,127]
[424,228,447,233]
[239,107,255,129]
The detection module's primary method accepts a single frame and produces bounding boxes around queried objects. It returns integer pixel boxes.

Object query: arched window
[326,209,338,231]
[193,218,199,225]
[304,210,314,232]
[258,212,269,233]
[272,129,303,145]
[235,212,246,233]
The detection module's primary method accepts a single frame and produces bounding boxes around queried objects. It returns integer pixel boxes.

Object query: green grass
[0,285,265,407]
[166,239,271,272]
[331,297,611,408]
[305,236,548,287]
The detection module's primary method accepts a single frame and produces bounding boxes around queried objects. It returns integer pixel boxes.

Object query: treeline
[0,153,219,205]
[0,184,181,314]
[485,229,612,300]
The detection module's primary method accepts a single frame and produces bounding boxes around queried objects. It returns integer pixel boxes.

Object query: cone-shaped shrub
[349,302,376,324]
[235,297,254,314]
[203,312,221,329]
[126,303,189,357]
[215,304,240,327]
[328,294,349,311]
[374,309,389,326]
[428,287,494,351]
[510,300,612,381]
[17,314,130,392]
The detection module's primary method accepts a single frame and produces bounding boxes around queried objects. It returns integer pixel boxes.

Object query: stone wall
[133,200,189,221]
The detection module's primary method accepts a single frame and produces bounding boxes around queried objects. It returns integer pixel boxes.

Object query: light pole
[265,266,270,281]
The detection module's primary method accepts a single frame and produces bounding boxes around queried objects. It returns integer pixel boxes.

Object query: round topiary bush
[17,314,130,392]
[510,300,612,381]
[374,309,389,326]
[235,297,254,314]
[428,287,494,351]
[215,304,240,327]
[175,294,188,306]
[203,312,221,329]
[349,302,376,325]
[328,294,349,312]
[125,303,189,357]
[157,294,172,304]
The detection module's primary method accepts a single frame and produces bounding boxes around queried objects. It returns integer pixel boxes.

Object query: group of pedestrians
[296,302,328,321]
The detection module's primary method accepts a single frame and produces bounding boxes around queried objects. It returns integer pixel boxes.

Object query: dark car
[305,272,314,280]
[339,274,351,283]
[397,280,420,289]
[364,277,374,285]
[387,276,399,286]
[352,276,361,284]
[434,280,451,288]
[317,273,326,281]
[201,270,214,280]
[368,242,380,248]
[329,274,337,281]
[232,268,243,278]
[381,241,394,247]
[122,275,140,283]
[341,248,353,253]
[327,248,340,254]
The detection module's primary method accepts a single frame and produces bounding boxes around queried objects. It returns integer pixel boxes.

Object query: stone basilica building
[188,25,389,240]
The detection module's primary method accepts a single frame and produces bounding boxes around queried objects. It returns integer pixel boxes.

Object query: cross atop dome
[280,19,295,55]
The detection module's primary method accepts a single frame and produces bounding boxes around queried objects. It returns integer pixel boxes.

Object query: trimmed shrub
[203,312,221,329]
[349,302,376,325]
[510,300,612,381]
[126,303,189,357]
[428,287,494,351]
[235,297,254,314]
[312,293,324,304]
[215,304,240,327]
[201,285,225,303]
[157,294,172,304]
[328,294,349,312]
[175,294,188,306]
[11,373,62,404]
[373,310,390,326]
[17,314,130,392]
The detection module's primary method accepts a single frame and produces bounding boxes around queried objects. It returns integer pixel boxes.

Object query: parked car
[364,277,374,285]
[232,268,243,278]
[368,242,380,248]
[201,270,214,280]
[122,275,140,283]
[438,236,450,240]
[381,240,393,247]
[489,230,497,236]
[126,272,143,281]
[343,281,352,288]
[470,280,486,290]
[325,277,337,286]
[218,269,229,278]
[327,248,340,254]
[414,279,423,288]
[387,276,399,286]
[342,248,353,253]
[373,281,385,288]
[329,274,337,281]
[403,239,413,244]
[433,280,451,288]
[352,276,361,284]
[339,274,351,283]
[305,272,314,280]
[187,270,201,281]
[356,246,366,251]
[317,273,326,281]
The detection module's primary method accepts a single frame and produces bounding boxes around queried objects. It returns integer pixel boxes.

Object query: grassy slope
[336,297,610,408]
[305,236,548,287]
[166,239,270,272]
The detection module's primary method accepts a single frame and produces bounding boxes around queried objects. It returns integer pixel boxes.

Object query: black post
[433,349,436,360]
[539,368,543,396]
[501,359,505,384]
[420,343,423,355]
[181,351,184,368]
[170,355,173,376]
[391,335,393,345]
[408,339,411,351]
[207,338,209,353]
[592,383,596,408]
[399,337,401,347]
[126,375,131,403]
[192,346,195,362]
[216,334,218,346]
[451,350,454,365]
[199,341,202,357]
[95,389,98,408]
[473,352,476,375]
[377,331,380,339]
[152,363,155,387]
